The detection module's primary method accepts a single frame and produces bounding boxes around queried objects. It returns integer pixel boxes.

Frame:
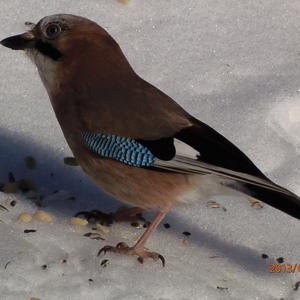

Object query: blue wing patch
[82,132,156,167]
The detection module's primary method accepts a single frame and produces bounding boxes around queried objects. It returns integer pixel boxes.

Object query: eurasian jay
[1,14,300,266]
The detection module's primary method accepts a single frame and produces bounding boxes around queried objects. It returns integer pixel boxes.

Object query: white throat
[25,48,59,95]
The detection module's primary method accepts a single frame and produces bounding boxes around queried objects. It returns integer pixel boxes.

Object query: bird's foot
[75,207,146,226]
[97,242,165,266]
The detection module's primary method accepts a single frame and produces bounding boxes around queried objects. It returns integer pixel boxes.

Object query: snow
[0,0,300,299]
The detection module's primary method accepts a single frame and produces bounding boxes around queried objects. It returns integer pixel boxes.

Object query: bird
[1,14,300,266]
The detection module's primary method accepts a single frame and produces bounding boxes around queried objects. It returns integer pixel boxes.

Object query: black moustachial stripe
[35,40,62,61]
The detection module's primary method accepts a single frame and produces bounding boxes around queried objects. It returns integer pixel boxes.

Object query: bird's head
[1,14,133,95]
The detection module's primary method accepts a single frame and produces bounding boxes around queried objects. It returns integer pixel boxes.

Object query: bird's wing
[82,124,286,195]
[82,124,300,219]
[137,122,288,195]
[77,75,300,218]
[139,118,269,180]
[137,121,300,219]
[80,76,285,191]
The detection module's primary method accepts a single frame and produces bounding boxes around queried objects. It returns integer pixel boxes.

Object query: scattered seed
[137,256,144,264]
[217,286,228,290]
[88,278,94,282]
[163,223,170,229]
[33,210,53,223]
[17,213,33,223]
[261,253,269,259]
[50,173,54,177]
[4,197,13,207]
[131,222,142,228]
[10,200,16,207]
[41,264,47,270]
[96,223,110,234]
[293,281,300,291]
[24,229,36,233]
[64,157,78,166]
[83,232,105,240]
[0,204,8,211]
[100,259,109,267]
[206,201,220,208]
[62,259,67,264]
[182,231,191,237]
[70,217,88,226]
[4,261,11,269]
[25,156,36,169]
[249,198,264,209]
[277,257,284,263]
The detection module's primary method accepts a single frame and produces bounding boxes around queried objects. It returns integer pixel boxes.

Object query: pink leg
[134,211,167,248]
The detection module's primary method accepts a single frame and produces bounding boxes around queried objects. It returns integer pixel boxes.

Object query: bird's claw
[137,252,165,267]
[97,245,113,256]
[116,242,129,249]
[97,242,165,267]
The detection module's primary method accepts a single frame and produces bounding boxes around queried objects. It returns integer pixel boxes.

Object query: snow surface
[0,1,300,299]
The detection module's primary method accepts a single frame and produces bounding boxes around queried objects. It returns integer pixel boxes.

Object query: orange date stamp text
[269,263,300,273]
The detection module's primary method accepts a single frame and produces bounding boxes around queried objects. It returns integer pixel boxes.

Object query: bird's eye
[45,24,61,39]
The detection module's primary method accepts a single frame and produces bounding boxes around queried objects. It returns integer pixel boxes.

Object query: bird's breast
[73,142,195,211]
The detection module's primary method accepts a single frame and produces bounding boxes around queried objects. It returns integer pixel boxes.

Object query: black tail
[227,181,300,220]
[175,118,300,220]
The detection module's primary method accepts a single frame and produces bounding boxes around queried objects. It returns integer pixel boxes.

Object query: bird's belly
[77,151,197,211]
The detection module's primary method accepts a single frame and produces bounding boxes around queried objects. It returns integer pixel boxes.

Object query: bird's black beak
[0,32,35,50]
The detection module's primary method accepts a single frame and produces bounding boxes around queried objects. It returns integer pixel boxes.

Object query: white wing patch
[174,139,199,159]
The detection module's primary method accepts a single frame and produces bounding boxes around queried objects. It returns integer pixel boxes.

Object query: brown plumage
[1,14,300,266]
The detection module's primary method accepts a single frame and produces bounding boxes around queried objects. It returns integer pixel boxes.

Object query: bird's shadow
[0,128,121,215]
[0,128,278,277]
[165,211,270,275]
